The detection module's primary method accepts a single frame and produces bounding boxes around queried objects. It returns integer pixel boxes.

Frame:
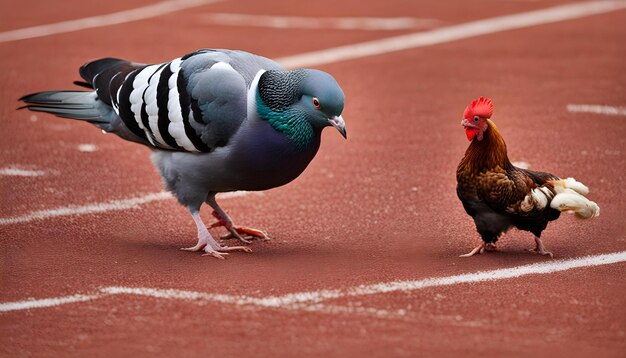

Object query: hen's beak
[329,115,347,139]
[461,118,479,129]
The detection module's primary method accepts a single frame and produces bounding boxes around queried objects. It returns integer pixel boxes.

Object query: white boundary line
[567,104,626,116]
[2,251,625,313]
[199,13,440,31]
[0,191,253,225]
[276,0,626,68]
[0,167,45,177]
[0,294,103,312]
[0,0,221,43]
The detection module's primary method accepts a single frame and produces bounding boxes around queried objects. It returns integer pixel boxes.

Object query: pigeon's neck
[255,70,315,150]
[257,70,307,110]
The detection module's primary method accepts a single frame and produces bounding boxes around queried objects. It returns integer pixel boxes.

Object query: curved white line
[2,251,625,313]
[0,294,103,312]
[0,191,254,225]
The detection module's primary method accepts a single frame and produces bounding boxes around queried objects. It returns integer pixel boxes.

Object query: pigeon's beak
[329,115,347,139]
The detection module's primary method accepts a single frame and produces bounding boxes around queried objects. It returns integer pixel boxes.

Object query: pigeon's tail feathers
[78,57,144,107]
[73,81,93,89]
[19,91,115,129]
[79,57,128,86]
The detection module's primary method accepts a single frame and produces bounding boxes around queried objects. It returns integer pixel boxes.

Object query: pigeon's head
[294,69,346,137]
[256,69,346,148]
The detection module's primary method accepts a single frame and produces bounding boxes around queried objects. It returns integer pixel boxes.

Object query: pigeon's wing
[100,49,283,152]
[174,49,281,152]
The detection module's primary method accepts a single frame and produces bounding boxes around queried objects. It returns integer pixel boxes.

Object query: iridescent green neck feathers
[256,90,314,149]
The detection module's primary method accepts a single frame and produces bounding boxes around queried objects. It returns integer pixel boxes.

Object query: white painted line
[99,286,402,317]
[223,250,626,307]
[0,166,45,177]
[0,294,103,312]
[340,250,626,299]
[100,286,256,305]
[77,143,98,152]
[0,191,253,225]
[276,0,626,68]
[3,251,624,313]
[0,192,171,225]
[567,104,626,116]
[290,302,405,318]
[200,13,440,31]
[0,0,221,43]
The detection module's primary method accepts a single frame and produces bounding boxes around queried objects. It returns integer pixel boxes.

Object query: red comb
[463,96,494,119]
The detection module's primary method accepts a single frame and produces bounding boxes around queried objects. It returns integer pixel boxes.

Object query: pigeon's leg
[205,194,271,244]
[181,209,252,259]
[528,236,553,258]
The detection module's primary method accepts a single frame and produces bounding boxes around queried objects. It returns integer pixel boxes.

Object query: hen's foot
[460,242,497,257]
[460,243,485,257]
[527,237,553,258]
[484,243,498,252]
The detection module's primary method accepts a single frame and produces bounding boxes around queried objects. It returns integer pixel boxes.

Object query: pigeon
[19,49,347,259]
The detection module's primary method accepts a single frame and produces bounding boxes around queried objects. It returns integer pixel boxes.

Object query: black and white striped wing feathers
[110,54,245,152]
[20,49,282,153]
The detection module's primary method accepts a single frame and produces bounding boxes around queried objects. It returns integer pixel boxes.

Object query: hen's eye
[312,97,321,109]
[473,116,480,122]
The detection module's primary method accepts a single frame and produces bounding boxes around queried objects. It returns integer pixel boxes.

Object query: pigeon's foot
[181,231,211,252]
[209,210,271,244]
[181,243,206,252]
[221,226,271,242]
[459,242,496,257]
[527,236,553,258]
[201,245,253,259]
[181,236,253,258]
[183,210,253,259]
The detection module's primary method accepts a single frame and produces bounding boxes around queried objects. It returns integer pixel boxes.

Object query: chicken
[456,97,600,257]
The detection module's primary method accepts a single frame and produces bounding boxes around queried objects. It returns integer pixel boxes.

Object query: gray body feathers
[20,49,344,212]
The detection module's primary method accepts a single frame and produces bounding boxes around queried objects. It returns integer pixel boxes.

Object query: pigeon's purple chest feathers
[228,119,322,191]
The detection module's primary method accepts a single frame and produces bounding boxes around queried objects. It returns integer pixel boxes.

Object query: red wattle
[465,128,477,141]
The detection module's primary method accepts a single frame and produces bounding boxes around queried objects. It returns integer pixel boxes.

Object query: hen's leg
[484,243,498,251]
[206,194,271,244]
[181,209,252,259]
[460,242,497,257]
[528,236,553,258]
[460,243,485,257]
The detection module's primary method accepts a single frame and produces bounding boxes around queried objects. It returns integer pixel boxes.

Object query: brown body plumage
[456,97,599,257]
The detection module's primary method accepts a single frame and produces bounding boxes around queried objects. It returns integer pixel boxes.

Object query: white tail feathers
[549,178,599,218]
[563,177,589,195]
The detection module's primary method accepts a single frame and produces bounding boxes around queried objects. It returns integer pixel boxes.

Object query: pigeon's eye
[473,116,480,122]
[312,97,321,109]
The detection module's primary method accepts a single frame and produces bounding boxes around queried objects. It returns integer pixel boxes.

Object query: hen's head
[461,96,493,141]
